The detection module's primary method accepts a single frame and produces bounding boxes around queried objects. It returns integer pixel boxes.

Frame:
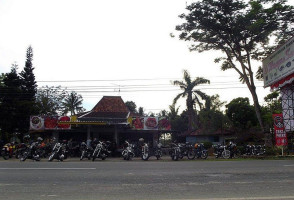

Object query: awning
[270,73,294,90]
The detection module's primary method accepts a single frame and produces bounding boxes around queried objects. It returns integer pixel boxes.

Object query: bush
[203,141,213,149]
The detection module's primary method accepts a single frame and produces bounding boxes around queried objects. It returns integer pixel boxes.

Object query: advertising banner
[129,116,171,131]
[144,117,158,130]
[30,115,71,131]
[30,116,44,131]
[263,37,294,87]
[273,114,288,146]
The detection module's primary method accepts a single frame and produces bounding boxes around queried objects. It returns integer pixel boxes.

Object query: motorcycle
[122,141,135,160]
[1,143,12,160]
[179,142,196,160]
[154,143,162,160]
[170,143,181,161]
[227,142,239,158]
[213,144,230,159]
[80,142,93,160]
[20,141,42,161]
[14,143,29,159]
[48,141,68,161]
[92,141,111,161]
[194,143,208,159]
[141,143,150,161]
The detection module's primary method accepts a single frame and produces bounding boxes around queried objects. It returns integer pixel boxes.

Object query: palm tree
[173,70,210,132]
[62,91,85,115]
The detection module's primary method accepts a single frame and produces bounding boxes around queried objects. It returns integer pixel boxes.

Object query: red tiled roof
[79,96,130,121]
[92,96,129,113]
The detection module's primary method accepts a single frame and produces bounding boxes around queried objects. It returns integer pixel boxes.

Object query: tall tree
[0,64,22,141]
[19,46,38,134]
[62,91,85,115]
[175,0,294,143]
[173,70,210,131]
[20,46,37,102]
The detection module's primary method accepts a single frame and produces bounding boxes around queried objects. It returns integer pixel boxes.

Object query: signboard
[30,115,71,131]
[129,116,171,131]
[273,114,288,146]
[30,116,44,131]
[263,37,294,87]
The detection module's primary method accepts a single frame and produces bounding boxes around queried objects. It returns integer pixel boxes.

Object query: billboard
[129,116,171,131]
[263,37,294,87]
[30,115,71,131]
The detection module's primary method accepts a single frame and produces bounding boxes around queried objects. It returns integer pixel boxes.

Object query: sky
[0,0,284,114]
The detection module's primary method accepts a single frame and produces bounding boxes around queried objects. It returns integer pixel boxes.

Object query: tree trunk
[249,85,272,147]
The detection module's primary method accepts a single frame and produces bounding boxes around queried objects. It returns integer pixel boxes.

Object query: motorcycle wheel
[80,151,85,161]
[172,154,179,161]
[92,154,96,161]
[20,152,28,162]
[142,153,149,161]
[201,151,208,159]
[222,150,230,159]
[2,151,9,160]
[187,151,196,160]
[48,153,55,162]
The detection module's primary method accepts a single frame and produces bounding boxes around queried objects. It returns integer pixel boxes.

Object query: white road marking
[0,168,96,170]
[284,165,294,167]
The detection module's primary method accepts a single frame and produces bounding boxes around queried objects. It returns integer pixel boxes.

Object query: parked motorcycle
[227,142,239,158]
[1,143,12,160]
[80,142,92,160]
[170,143,181,161]
[194,143,208,159]
[154,143,162,160]
[180,142,196,160]
[213,144,230,159]
[48,141,68,161]
[244,144,265,156]
[122,141,135,160]
[92,141,111,161]
[20,138,43,161]
[141,143,150,161]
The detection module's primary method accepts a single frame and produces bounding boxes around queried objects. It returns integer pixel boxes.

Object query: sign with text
[273,114,288,146]
[263,37,294,87]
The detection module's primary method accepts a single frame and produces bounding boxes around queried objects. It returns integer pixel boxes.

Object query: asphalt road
[0,158,294,200]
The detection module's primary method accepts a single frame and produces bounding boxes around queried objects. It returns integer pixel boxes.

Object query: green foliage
[172,70,210,131]
[0,64,23,140]
[175,0,294,133]
[203,141,213,149]
[226,97,258,129]
[36,86,67,115]
[62,91,85,115]
[125,101,137,113]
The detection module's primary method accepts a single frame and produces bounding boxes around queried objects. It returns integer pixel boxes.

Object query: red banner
[273,114,288,146]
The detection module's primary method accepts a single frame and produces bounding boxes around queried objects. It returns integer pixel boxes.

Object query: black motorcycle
[213,144,230,159]
[180,142,196,160]
[20,140,42,161]
[194,143,208,159]
[92,141,111,161]
[80,142,93,160]
[48,142,68,161]
[154,143,162,160]
[170,143,181,161]
[122,141,135,160]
